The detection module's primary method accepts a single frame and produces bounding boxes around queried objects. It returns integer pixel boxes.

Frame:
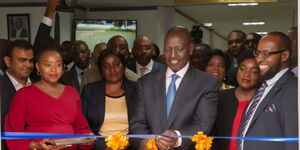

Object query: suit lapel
[248,72,289,128]
[95,81,106,129]
[71,68,80,91]
[167,67,193,128]
[152,69,168,129]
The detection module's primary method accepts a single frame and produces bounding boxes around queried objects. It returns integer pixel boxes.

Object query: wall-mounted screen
[75,19,137,51]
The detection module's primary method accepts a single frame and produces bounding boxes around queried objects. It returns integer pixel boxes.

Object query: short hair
[247,32,262,40]
[97,49,127,81]
[205,49,230,71]
[107,35,129,50]
[34,37,62,62]
[73,40,89,51]
[153,43,160,57]
[228,30,246,40]
[267,31,292,52]
[5,39,33,57]
[166,26,193,43]
[237,50,255,68]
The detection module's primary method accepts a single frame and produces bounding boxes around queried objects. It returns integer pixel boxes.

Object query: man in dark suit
[226,30,246,86]
[60,40,90,92]
[238,32,298,150]
[130,26,219,150]
[127,35,165,77]
[0,40,34,150]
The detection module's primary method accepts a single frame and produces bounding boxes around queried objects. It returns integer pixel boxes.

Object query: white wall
[0,6,226,51]
[0,6,73,44]
[174,11,227,50]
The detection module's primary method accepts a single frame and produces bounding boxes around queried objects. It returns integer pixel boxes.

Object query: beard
[260,60,281,81]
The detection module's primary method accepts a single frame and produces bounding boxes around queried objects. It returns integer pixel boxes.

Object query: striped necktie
[238,82,268,150]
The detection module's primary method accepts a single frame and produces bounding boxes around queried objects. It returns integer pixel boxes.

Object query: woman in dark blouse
[212,51,260,150]
[81,49,137,150]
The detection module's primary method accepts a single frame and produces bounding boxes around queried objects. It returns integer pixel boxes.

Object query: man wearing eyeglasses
[238,32,298,150]
[128,35,165,77]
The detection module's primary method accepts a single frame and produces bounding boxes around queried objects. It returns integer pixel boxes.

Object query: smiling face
[237,58,260,90]
[256,35,290,80]
[4,47,34,82]
[164,31,194,72]
[205,55,226,81]
[36,51,63,84]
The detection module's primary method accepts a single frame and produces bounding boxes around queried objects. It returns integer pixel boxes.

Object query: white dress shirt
[164,62,190,147]
[136,60,153,77]
[6,71,31,91]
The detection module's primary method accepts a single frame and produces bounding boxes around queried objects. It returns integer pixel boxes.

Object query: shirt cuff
[42,16,52,27]
[174,130,182,147]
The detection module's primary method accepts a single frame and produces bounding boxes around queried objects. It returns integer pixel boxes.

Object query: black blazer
[81,79,137,134]
[0,74,16,129]
[81,79,137,149]
[211,88,238,150]
[0,73,36,150]
[60,67,80,92]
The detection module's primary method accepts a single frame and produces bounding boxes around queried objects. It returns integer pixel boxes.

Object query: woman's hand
[81,132,96,146]
[30,139,67,150]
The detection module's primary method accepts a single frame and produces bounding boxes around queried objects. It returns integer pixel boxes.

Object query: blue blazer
[240,71,298,150]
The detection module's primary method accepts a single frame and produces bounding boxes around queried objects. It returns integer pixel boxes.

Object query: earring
[37,71,41,75]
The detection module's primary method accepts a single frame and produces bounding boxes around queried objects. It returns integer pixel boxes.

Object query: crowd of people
[0,0,298,150]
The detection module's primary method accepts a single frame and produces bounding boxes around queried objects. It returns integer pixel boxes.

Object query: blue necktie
[166,74,179,119]
[238,82,268,150]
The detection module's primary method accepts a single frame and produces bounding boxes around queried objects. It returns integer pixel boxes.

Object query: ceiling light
[256,32,268,35]
[243,22,265,25]
[228,3,258,6]
[203,23,213,27]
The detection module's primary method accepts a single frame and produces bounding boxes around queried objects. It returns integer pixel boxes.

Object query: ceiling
[0,0,297,38]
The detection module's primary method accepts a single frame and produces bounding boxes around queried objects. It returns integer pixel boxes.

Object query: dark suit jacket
[241,71,298,150]
[211,88,238,150]
[127,60,165,74]
[60,67,80,92]
[130,66,219,149]
[0,73,36,150]
[0,74,15,150]
[81,79,137,149]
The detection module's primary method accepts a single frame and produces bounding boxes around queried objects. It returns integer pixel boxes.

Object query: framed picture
[7,14,31,42]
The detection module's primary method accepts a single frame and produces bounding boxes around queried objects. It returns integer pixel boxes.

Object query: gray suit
[241,71,298,150]
[130,66,219,149]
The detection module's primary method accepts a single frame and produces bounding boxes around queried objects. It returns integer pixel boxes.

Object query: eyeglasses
[253,50,286,58]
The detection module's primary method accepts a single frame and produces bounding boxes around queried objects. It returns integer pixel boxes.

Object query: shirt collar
[136,59,154,71]
[265,68,289,87]
[166,62,189,79]
[6,71,31,91]
[75,66,84,76]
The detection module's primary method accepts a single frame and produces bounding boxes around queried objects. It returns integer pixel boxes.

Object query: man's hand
[156,130,178,150]
[45,0,61,18]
